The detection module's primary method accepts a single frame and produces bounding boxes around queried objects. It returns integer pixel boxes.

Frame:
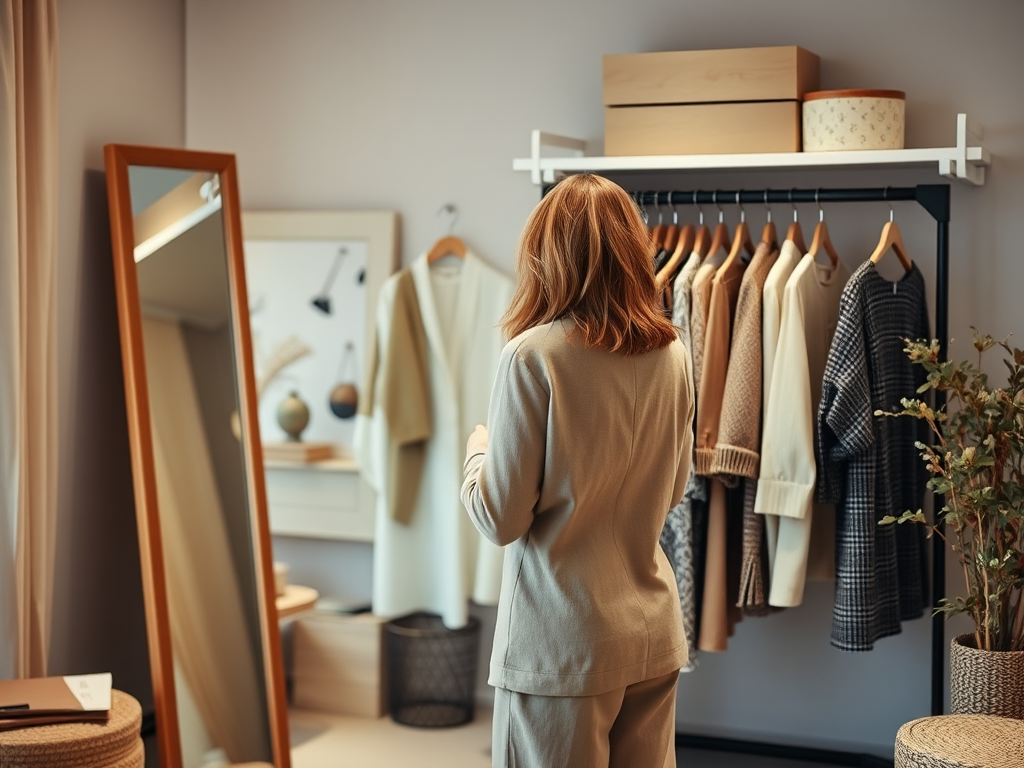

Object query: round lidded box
[802,89,905,152]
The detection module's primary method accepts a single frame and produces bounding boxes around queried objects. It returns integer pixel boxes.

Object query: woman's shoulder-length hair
[502,174,677,356]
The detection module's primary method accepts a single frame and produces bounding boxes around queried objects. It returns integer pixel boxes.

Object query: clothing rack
[543,183,952,767]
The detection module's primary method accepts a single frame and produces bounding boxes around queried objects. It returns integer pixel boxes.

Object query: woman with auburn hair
[461,174,694,768]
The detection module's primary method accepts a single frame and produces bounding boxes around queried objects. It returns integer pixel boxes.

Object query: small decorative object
[802,89,905,152]
[311,246,348,315]
[329,341,359,419]
[878,331,1024,716]
[277,391,311,441]
[273,562,289,597]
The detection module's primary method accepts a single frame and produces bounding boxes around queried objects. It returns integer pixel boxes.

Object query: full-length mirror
[104,145,290,768]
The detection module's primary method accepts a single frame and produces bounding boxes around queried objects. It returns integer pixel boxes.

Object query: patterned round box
[0,690,143,768]
[802,89,905,152]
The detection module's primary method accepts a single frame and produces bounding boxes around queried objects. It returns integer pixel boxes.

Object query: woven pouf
[895,715,1024,768]
[0,689,144,768]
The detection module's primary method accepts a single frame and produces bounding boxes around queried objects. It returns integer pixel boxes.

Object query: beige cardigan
[461,318,694,697]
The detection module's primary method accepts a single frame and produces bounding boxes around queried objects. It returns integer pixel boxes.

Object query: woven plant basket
[950,634,1024,720]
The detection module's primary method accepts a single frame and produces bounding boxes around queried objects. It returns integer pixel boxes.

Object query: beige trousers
[491,670,678,768]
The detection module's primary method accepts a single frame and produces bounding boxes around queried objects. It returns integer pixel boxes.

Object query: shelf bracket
[940,113,987,186]
[529,130,586,185]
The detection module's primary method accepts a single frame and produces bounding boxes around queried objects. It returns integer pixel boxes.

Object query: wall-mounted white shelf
[513,113,990,186]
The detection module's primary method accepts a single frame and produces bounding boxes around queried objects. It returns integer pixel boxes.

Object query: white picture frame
[242,210,399,542]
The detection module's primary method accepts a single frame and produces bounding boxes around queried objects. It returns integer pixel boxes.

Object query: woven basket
[895,715,1024,768]
[0,690,143,768]
[950,634,1024,720]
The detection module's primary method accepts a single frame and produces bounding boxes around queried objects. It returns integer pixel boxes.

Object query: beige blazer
[461,318,694,697]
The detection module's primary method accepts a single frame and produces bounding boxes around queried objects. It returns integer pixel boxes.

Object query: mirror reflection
[128,166,273,768]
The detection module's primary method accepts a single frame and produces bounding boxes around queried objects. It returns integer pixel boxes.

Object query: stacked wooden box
[603,46,820,156]
[293,611,389,718]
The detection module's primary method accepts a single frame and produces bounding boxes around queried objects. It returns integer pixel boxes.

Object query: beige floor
[290,708,492,768]
[287,709,843,768]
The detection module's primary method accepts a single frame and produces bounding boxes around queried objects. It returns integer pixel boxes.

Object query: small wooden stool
[0,689,143,768]
[896,715,1024,768]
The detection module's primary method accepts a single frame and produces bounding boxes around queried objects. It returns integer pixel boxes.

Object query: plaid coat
[817,261,930,651]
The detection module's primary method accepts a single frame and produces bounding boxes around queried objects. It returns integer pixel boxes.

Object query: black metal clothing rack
[542,182,952,766]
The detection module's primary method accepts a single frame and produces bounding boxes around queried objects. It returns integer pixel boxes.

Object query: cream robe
[355,251,511,628]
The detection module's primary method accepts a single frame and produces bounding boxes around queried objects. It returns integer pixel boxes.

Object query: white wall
[186,0,1024,756]
[50,0,185,717]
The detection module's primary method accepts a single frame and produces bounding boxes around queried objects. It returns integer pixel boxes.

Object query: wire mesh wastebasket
[385,612,481,727]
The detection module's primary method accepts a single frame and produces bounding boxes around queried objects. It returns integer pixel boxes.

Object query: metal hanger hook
[736,190,746,224]
[713,191,724,224]
[693,191,704,227]
[764,190,772,224]
[654,194,664,226]
[668,192,678,225]
[885,186,894,222]
[816,189,824,223]
[437,203,458,235]
[789,188,798,223]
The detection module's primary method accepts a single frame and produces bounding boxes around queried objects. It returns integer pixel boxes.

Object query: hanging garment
[755,254,850,608]
[709,243,779,614]
[461,318,693,696]
[356,270,430,525]
[685,250,724,644]
[355,251,511,628]
[759,240,804,573]
[688,250,726,394]
[659,250,703,671]
[817,262,930,651]
[696,250,747,652]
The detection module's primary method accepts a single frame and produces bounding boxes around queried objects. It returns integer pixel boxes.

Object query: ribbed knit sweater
[711,243,779,479]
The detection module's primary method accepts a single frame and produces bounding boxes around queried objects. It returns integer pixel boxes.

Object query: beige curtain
[0,0,60,680]
[142,316,267,764]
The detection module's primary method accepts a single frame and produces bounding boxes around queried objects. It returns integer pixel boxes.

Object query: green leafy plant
[877,330,1024,652]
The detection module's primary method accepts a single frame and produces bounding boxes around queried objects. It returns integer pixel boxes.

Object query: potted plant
[879,331,1024,719]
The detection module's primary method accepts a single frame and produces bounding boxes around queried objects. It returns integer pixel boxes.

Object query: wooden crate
[605,101,801,156]
[603,46,819,106]
[293,612,389,718]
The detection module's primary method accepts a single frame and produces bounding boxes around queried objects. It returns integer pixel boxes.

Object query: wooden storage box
[603,46,819,106]
[293,611,389,718]
[605,101,801,156]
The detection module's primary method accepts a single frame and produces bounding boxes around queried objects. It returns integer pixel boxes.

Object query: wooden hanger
[426,235,467,264]
[655,224,695,288]
[869,206,913,271]
[761,192,779,250]
[661,195,684,254]
[706,193,731,257]
[426,204,467,264]
[690,194,711,258]
[807,194,839,267]
[650,195,668,251]
[784,190,807,254]
[722,194,755,269]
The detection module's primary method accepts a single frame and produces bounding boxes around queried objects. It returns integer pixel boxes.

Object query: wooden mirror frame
[104,144,290,768]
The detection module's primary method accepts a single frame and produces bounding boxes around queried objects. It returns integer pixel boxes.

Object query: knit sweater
[695,251,747,476]
[711,243,779,479]
[709,242,779,616]
[817,261,930,651]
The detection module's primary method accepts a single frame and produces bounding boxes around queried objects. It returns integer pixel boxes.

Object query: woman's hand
[466,424,489,458]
